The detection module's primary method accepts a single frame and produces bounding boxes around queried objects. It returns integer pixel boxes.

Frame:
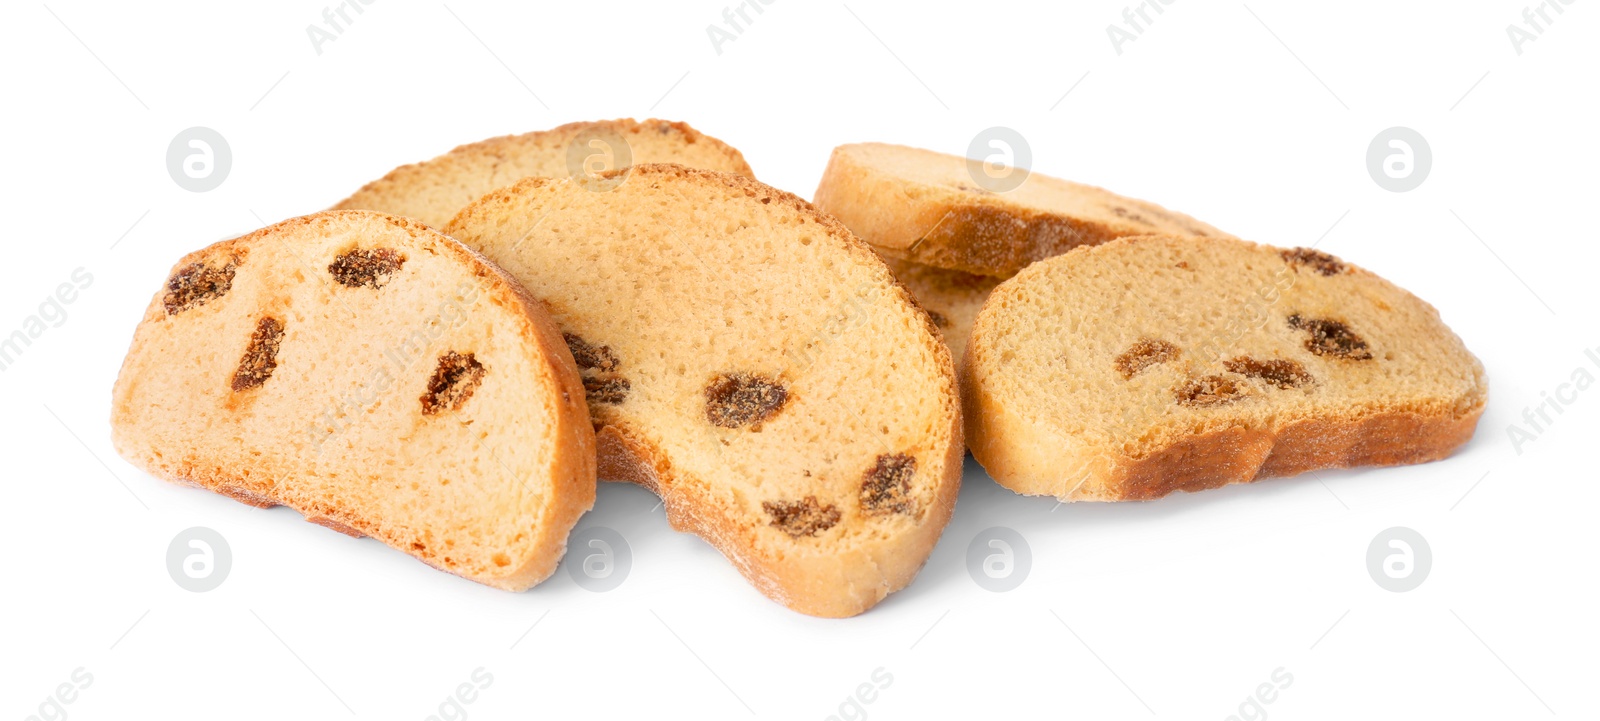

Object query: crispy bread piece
[446,165,963,616]
[963,235,1486,500]
[111,210,595,588]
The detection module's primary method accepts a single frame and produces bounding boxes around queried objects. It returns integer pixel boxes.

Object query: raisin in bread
[444,165,963,617]
[110,210,595,589]
[813,142,1231,278]
[335,118,755,229]
[963,235,1486,501]
[879,255,1001,364]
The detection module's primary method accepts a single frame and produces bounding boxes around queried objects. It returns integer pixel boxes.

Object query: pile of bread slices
[111,119,1486,617]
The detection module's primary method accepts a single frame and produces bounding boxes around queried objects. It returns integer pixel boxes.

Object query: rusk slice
[446,165,962,617]
[111,210,595,589]
[963,235,1486,501]
[813,142,1230,278]
[335,118,754,228]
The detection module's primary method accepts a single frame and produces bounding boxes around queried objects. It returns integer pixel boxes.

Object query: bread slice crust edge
[447,164,964,617]
[961,234,1487,501]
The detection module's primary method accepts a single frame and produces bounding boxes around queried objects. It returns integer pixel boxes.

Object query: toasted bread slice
[111,210,595,589]
[813,142,1231,278]
[445,165,962,617]
[879,255,1001,364]
[335,119,755,228]
[963,235,1486,501]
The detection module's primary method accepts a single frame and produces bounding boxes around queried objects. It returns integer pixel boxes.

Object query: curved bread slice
[111,211,595,589]
[334,119,754,229]
[813,142,1231,278]
[963,235,1486,501]
[446,165,962,617]
[880,255,1001,363]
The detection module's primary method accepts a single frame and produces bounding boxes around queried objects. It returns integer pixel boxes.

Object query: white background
[2,1,1595,719]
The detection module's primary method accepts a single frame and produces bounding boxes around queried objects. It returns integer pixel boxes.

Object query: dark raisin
[420,351,486,415]
[583,377,630,405]
[925,309,950,328]
[163,260,237,315]
[328,248,405,288]
[563,333,628,404]
[1175,375,1246,407]
[705,372,789,429]
[1288,314,1373,360]
[1223,356,1314,389]
[1281,248,1346,276]
[762,496,840,538]
[1115,339,1180,379]
[231,317,284,392]
[563,333,619,372]
[860,453,917,515]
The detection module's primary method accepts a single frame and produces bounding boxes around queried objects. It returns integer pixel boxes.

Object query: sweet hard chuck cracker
[111,210,596,589]
[813,141,1231,363]
[963,234,1486,501]
[446,164,964,617]
[335,118,755,229]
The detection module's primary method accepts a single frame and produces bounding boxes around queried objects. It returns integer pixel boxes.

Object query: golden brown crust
[1113,407,1483,500]
[110,210,596,590]
[595,424,667,493]
[965,351,1485,502]
[215,484,279,509]
[306,515,366,539]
